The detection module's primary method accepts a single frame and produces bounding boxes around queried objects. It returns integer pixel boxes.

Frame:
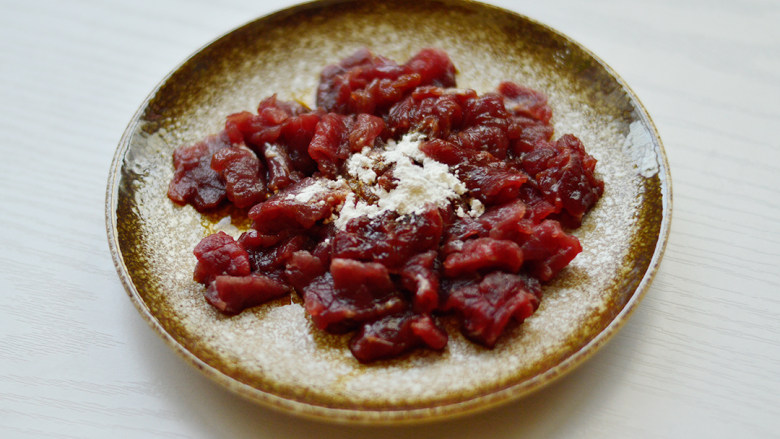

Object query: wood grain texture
[1,0,778,437]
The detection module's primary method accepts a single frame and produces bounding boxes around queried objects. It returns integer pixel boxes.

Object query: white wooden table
[2,0,779,437]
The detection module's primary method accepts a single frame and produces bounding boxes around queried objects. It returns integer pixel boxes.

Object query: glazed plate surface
[106,0,671,424]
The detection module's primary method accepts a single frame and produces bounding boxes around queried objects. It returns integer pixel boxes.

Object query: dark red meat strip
[280,112,321,174]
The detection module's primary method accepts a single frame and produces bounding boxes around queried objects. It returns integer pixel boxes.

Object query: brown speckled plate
[106,0,671,424]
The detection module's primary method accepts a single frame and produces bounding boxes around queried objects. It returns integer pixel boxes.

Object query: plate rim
[105,0,672,424]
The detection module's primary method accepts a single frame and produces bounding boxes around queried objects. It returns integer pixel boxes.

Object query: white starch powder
[334,132,482,229]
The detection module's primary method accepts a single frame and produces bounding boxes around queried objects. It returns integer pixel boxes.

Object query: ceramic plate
[106,0,671,424]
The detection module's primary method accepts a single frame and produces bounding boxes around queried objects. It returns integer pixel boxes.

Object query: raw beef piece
[444,272,541,347]
[167,133,229,211]
[248,177,349,234]
[210,145,266,208]
[303,261,406,333]
[192,231,251,285]
[205,274,289,314]
[349,311,448,363]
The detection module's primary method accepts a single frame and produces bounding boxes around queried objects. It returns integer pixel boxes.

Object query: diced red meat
[316,48,405,114]
[519,140,559,178]
[192,231,251,285]
[224,95,305,148]
[387,89,511,158]
[518,183,558,223]
[167,133,229,212]
[225,111,268,145]
[446,199,532,246]
[316,48,456,115]
[498,81,553,124]
[459,92,510,127]
[464,163,527,205]
[303,270,405,333]
[403,48,456,88]
[444,215,482,243]
[332,207,443,270]
[400,251,441,313]
[170,49,605,362]
[349,311,448,363]
[225,110,283,148]
[237,228,291,250]
[349,73,422,115]
[520,134,604,226]
[521,220,582,281]
[331,258,395,298]
[419,139,528,205]
[417,138,467,166]
[385,88,465,138]
[456,161,528,205]
[248,177,349,234]
[450,125,510,160]
[308,113,385,177]
[280,112,321,174]
[348,113,386,151]
[284,250,327,293]
[453,92,511,160]
[481,200,530,241]
[307,113,349,176]
[245,234,313,273]
[205,274,290,315]
[508,115,554,156]
[257,94,308,118]
[443,237,524,277]
[309,223,336,267]
[210,145,266,208]
[444,272,541,347]
[223,96,320,189]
